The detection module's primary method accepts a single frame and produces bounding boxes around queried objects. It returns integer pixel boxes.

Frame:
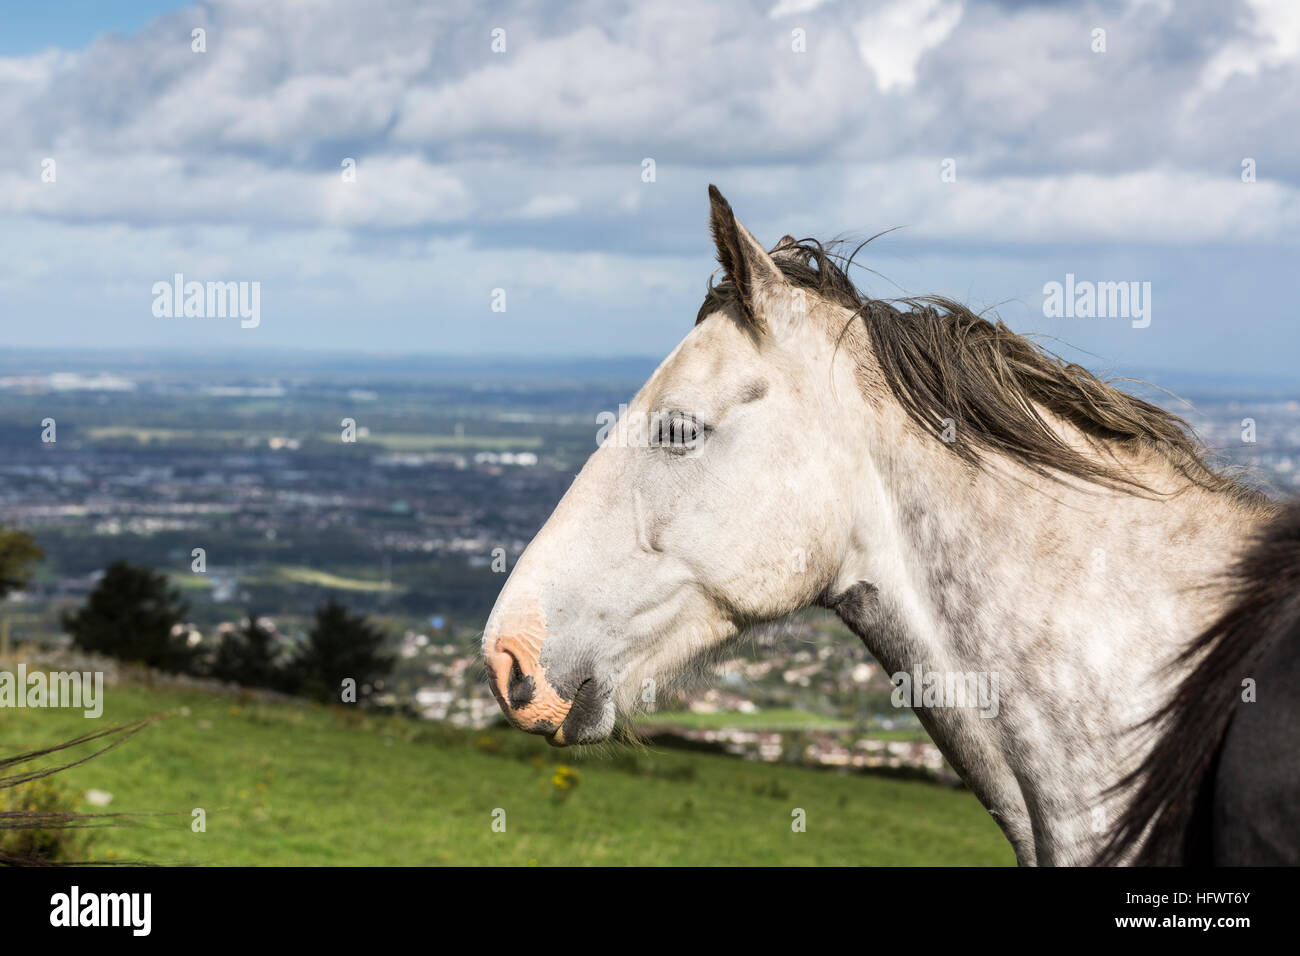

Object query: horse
[482,185,1297,866]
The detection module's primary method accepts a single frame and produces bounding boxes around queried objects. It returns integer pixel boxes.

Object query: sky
[1,0,1297,377]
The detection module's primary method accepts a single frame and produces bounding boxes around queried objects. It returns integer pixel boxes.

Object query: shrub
[211,613,281,689]
[62,561,195,673]
[284,599,393,704]
[0,770,95,864]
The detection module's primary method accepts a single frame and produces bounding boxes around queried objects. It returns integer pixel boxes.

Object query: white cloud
[852,0,963,92]
[514,194,580,219]
[1202,0,1300,90]
[0,153,474,227]
[0,0,1295,248]
[769,0,834,18]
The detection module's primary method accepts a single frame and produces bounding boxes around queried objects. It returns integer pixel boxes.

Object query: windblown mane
[700,238,1259,500]
[1095,500,1300,864]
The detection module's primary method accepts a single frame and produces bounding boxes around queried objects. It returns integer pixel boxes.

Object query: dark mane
[1094,500,1300,864]
[700,237,1260,500]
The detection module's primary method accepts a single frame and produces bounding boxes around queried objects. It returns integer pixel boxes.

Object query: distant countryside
[2,350,1297,865]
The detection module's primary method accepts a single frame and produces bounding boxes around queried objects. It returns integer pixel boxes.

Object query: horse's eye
[656,414,701,451]
[668,418,698,445]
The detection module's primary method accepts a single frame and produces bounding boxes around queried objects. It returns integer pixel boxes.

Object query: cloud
[0,0,1297,368]
[0,153,474,227]
[852,0,964,92]
[514,194,580,219]
[1201,0,1300,90]
[2,0,1296,188]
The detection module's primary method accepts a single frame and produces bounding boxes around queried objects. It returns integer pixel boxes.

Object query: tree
[62,561,194,673]
[0,528,42,600]
[211,613,280,689]
[287,599,393,704]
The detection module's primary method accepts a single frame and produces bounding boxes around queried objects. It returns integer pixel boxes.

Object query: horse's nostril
[493,649,536,711]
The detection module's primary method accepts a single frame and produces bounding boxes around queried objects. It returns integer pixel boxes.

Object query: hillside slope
[0,680,1013,865]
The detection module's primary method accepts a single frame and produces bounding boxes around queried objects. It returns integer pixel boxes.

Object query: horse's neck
[830,423,1261,865]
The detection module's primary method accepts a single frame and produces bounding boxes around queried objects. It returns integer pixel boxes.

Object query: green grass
[271,566,400,592]
[169,565,401,593]
[635,709,933,741]
[0,681,1014,866]
[167,574,217,592]
[636,708,852,731]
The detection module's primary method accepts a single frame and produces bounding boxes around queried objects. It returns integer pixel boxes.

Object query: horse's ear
[708,185,785,331]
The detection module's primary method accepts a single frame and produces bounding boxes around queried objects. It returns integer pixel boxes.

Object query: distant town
[2,351,1297,781]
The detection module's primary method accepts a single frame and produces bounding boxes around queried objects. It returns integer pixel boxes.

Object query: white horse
[483,186,1289,866]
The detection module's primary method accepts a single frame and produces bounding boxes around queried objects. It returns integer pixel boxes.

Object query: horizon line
[0,345,1294,388]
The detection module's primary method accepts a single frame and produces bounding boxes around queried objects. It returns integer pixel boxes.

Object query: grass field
[171,565,400,595]
[0,680,1014,866]
[636,708,853,731]
[271,566,400,592]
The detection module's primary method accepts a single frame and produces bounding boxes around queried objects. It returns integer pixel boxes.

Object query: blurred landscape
[3,349,1298,787]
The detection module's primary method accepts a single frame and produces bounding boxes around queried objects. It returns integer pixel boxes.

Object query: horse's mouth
[482,633,617,744]
[545,678,614,746]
